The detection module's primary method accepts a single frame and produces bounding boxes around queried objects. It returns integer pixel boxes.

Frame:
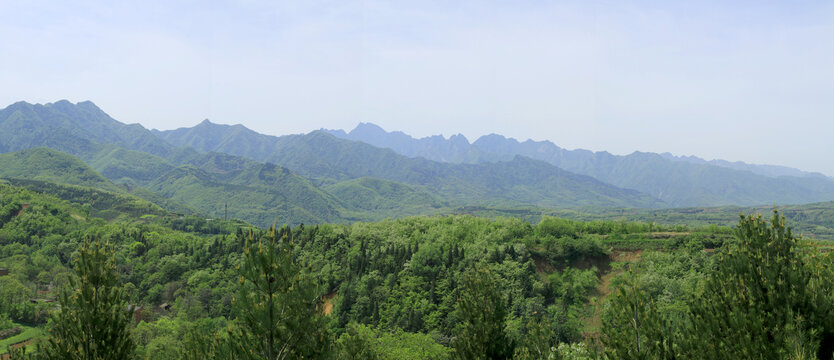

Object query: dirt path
[583,250,643,334]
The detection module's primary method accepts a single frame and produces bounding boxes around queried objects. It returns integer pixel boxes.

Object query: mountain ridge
[155,120,664,209]
[1,100,666,226]
[325,122,834,207]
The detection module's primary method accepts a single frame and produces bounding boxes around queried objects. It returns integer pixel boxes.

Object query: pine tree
[513,318,556,360]
[43,236,135,360]
[680,210,834,359]
[452,266,514,360]
[599,268,676,360]
[230,225,331,360]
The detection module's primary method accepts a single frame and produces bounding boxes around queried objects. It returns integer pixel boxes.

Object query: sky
[1,0,833,175]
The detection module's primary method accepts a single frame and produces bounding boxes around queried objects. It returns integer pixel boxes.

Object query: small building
[159,303,171,311]
[0,268,8,276]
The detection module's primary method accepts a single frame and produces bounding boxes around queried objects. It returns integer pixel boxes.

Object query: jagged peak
[3,100,101,112]
[449,133,470,145]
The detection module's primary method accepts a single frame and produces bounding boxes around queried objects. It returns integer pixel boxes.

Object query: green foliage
[513,318,556,360]
[325,177,446,219]
[8,178,825,359]
[230,226,330,360]
[0,277,33,322]
[600,210,834,359]
[336,323,380,360]
[4,178,168,221]
[0,313,12,331]
[599,268,676,359]
[452,266,514,360]
[0,148,120,192]
[336,322,449,360]
[679,211,834,358]
[1,325,43,357]
[146,161,346,227]
[44,237,135,360]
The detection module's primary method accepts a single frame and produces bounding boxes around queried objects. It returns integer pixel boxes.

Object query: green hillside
[85,145,176,184]
[325,177,446,220]
[0,101,672,228]
[0,181,732,359]
[156,124,665,209]
[453,201,834,241]
[1,178,167,221]
[3,179,830,358]
[0,102,353,225]
[146,165,344,226]
[0,147,121,192]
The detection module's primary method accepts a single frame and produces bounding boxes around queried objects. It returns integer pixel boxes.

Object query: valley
[0,100,832,359]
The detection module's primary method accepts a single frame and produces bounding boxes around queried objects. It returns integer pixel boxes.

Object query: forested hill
[165,128,663,208]
[0,101,353,225]
[0,101,666,226]
[2,179,832,359]
[0,147,121,192]
[0,100,176,158]
[0,101,662,209]
[325,122,834,207]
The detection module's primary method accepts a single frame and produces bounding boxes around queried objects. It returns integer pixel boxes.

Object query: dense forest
[5,0,834,355]
[1,180,832,359]
[1,100,833,359]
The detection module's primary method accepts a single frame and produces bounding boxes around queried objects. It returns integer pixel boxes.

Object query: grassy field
[0,325,43,355]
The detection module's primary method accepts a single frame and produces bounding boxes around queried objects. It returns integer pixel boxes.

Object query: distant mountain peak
[353,122,386,132]
[659,152,825,179]
[75,100,103,111]
[51,99,73,106]
[449,133,470,145]
[328,123,484,163]
[193,119,252,132]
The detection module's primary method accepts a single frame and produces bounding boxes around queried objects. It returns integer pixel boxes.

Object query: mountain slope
[659,152,828,179]
[146,163,344,226]
[0,147,121,192]
[322,123,834,207]
[473,135,834,207]
[324,122,494,163]
[324,177,442,212]
[152,119,283,162]
[0,100,177,158]
[155,123,664,209]
[0,101,357,225]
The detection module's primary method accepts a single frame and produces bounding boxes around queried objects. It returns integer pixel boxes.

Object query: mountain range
[1,100,665,226]
[326,123,834,207]
[2,100,833,227]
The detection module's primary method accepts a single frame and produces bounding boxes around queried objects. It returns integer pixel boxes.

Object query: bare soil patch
[322,291,337,316]
[14,204,30,217]
[583,250,643,335]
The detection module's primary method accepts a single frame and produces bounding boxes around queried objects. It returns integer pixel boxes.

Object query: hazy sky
[2,1,833,175]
